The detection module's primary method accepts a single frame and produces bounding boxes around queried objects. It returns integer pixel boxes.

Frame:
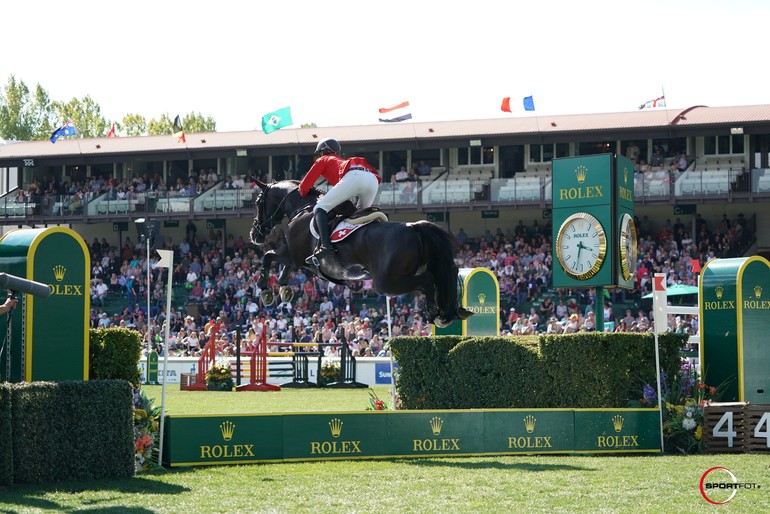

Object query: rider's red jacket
[299,155,381,196]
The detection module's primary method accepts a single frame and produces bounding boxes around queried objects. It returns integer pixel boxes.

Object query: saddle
[307,206,388,275]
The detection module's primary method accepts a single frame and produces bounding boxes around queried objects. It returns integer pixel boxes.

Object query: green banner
[163,409,661,466]
[283,413,389,460]
[484,410,574,453]
[163,414,284,466]
[574,409,661,452]
[387,411,485,456]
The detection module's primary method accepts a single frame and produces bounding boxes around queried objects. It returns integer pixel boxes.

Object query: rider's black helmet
[315,138,341,156]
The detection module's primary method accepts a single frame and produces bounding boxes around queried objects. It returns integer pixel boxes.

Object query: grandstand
[0,104,768,338]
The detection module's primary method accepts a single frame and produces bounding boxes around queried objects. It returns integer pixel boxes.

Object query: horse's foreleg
[257,250,278,289]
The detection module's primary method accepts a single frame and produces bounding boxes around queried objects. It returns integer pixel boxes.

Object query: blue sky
[3,1,768,132]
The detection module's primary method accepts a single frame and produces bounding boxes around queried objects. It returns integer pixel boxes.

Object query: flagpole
[155,249,174,469]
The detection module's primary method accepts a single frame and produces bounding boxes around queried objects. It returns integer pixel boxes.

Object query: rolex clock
[556,212,607,280]
[618,213,637,282]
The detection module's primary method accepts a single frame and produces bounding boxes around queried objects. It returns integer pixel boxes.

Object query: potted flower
[205,362,234,391]
[318,362,341,387]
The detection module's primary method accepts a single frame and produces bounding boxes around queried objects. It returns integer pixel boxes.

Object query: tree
[121,114,147,137]
[147,112,216,136]
[0,75,56,141]
[51,95,109,138]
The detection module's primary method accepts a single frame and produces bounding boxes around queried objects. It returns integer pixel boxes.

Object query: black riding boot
[306,209,335,265]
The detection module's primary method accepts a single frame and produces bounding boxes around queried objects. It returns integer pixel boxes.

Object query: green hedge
[449,336,542,408]
[11,380,134,484]
[0,383,11,486]
[390,336,463,409]
[89,328,142,386]
[392,333,685,410]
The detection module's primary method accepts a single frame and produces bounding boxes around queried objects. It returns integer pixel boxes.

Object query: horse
[248,179,472,327]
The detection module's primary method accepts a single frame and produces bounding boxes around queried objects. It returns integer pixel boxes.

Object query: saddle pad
[331,220,365,242]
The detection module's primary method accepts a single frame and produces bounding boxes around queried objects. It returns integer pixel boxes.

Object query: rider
[299,138,381,263]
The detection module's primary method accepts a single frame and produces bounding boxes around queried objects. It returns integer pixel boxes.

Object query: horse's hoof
[457,307,474,320]
[434,317,452,328]
[260,290,275,306]
[279,286,294,303]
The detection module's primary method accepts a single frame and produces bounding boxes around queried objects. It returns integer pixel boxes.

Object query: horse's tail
[409,221,460,317]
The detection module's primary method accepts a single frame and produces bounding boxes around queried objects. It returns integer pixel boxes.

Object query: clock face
[619,214,638,281]
[556,212,607,280]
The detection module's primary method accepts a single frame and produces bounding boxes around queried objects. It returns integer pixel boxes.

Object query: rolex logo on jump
[329,418,343,438]
[430,416,444,436]
[715,285,724,299]
[53,264,66,281]
[524,415,536,434]
[575,165,588,183]
[478,293,486,304]
[755,285,763,298]
[612,415,624,433]
[220,420,235,441]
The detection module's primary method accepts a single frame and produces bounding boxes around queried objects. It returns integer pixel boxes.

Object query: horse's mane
[272,179,323,199]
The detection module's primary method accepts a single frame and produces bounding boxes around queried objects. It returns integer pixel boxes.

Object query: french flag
[378,101,412,123]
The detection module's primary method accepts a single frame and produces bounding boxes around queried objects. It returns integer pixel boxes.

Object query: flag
[378,101,412,123]
[501,96,535,112]
[172,115,186,143]
[261,106,293,134]
[639,95,666,110]
[49,120,76,144]
[690,259,701,273]
[106,123,116,138]
[523,96,535,112]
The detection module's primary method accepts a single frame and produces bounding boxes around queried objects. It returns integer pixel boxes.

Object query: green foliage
[89,328,142,387]
[121,113,147,136]
[147,112,216,135]
[0,383,11,486]
[318,362,341,387]
[0,75,56,141]
[390,336,463,409]
[51,94,109,138]
[394,333,685,409]
[449,337,542,408]
[0,75,217,140]
[11,380,134,483]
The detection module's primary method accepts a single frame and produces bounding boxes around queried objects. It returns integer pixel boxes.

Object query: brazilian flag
[261,106,293,134]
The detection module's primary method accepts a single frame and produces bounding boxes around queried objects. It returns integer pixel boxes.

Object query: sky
[2,1,769,133]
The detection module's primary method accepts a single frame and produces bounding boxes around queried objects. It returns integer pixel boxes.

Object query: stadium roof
[2,104,770,163]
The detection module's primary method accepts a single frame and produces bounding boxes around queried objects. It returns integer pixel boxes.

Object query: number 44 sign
[705,404,770,452]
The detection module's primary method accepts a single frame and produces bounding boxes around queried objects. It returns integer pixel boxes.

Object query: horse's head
[249,180,317,245]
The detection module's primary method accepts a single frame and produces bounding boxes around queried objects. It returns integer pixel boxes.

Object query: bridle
[252,183,314,240]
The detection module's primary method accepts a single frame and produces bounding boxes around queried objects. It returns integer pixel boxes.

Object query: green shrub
[394,333,686,409]
[11,380,134,483]
[449,336,541,408]
[89,328,142,386]
[0,383,11,486]
[390,335,463,409]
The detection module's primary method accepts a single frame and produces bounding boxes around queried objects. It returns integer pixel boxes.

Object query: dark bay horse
[249,180,472,326]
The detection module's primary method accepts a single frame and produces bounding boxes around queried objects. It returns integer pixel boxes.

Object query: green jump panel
[701,256,770,403]
[434,267,500,336]
[0,227,90,382]
[162,408,661,467]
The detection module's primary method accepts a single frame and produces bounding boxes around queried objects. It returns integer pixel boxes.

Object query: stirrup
[305,246,335,266]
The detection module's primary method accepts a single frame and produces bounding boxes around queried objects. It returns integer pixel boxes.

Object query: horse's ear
[255,179,268,191]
